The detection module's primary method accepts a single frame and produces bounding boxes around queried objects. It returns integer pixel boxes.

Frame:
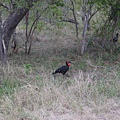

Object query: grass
[0,26,120,120]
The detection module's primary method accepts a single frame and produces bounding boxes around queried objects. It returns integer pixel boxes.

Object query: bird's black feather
[52,65,69,75]
[52,61,70,75]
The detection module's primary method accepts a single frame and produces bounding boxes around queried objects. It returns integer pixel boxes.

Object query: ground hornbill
[113,33,119,43]
[52,61,71,75]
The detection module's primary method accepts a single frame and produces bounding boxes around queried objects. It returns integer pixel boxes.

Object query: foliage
[0,78,21,96]
[24,63,32,74]
[93,0,120,32]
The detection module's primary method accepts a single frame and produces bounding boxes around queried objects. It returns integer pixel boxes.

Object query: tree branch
[0,3,10,11]
[70,0,79,37]
[60,18,79,24]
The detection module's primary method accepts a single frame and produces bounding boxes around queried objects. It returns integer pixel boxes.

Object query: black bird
[52,61,71,75]
[113,33,119,43]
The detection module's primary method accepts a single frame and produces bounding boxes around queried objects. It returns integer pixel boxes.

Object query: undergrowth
[0,27,120,120]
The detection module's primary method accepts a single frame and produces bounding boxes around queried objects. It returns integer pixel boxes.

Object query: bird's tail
[52,72,56,75]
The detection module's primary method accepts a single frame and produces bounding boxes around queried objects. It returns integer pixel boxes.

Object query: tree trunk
[81,0,99,54]
[3,8,29,50]
[81,18,88,55]
[0,1,35,64]
[3,0,39,51]
[70,0,78,38]
[0,11,7,64]
[0,12,3,63]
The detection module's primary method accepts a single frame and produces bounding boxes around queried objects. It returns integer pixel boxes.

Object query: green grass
[0,78,21,96]
[0,26,120,120]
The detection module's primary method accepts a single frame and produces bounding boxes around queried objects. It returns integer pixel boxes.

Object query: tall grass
[0,26,120,120]
[0,62,120,119]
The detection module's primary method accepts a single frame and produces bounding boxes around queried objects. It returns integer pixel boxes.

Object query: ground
[0,25,120,120]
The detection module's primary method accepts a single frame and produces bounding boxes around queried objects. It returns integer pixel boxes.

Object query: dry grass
[0,26,120,120]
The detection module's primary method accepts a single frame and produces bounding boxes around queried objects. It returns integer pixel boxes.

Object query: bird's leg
[64,73,70,77]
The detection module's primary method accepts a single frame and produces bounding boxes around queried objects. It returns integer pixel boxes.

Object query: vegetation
[0,0,120,119]
[0,27,119,119]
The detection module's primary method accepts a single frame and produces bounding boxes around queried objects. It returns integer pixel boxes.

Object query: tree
[0,0,67,61]
[91,0,120,50]
[0,0,40,64]
[0,0,119,64]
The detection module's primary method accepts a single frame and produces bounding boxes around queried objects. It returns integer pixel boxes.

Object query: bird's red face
[67,62,71,66]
